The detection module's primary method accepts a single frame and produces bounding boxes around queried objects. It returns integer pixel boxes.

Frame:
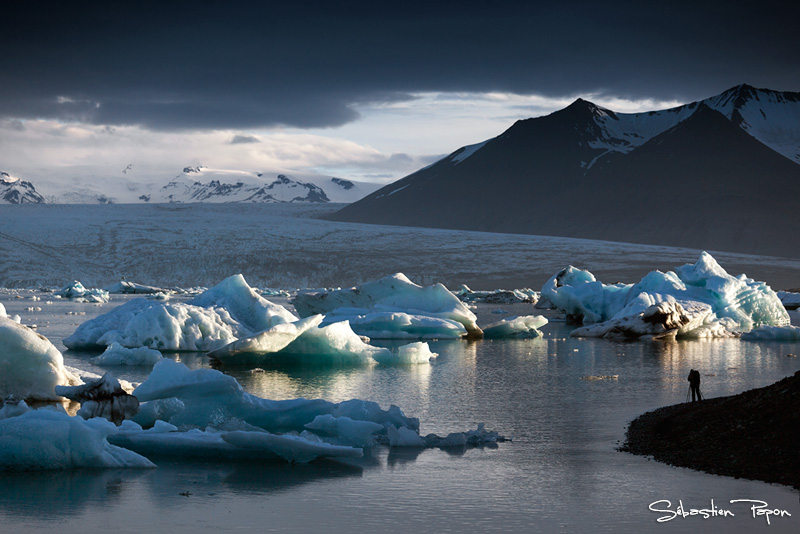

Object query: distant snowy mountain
[147,166,380,204]
[331,84,800,258]
[0,172,46,204]
[4,165,381,205]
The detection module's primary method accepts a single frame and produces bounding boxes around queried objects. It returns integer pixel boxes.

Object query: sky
[2,0,798,193]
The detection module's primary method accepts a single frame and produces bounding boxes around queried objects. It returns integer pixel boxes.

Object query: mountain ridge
[330,85,800,258]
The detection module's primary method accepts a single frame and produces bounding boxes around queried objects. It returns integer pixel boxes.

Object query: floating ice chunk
[293,273,482,338]
[220,320,392,367]
[0,409,155,470]
[387,424,426,447]
[211,320,392,367]
[321,310,468,340]
[455,286,539,304]
[0,315,80,401]
[674,252,788,330]
[133,397,186,429]
[55,373,140,424]
[776,291,800,310]
[107,426,363,463]
[543,253,788,333]
[541,266,630,323]
[741,325,800,341]
[571,302,692,339]
[132,360,419,433]
[64,274,297,351]
[91,342,163,366]
[105,280,169,295]
[304,414,384,447]
[207,315,324,362]
[57,281,110,303]
[189,274,297,332]
[423,423,506,448]
[221,430,363,462]
[483,315,548,339]
[373,342,438,365]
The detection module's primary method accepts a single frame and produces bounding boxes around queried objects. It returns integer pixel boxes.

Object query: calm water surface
[1,294,798,533]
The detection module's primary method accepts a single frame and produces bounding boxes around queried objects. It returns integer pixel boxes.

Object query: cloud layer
[4,1,798,131]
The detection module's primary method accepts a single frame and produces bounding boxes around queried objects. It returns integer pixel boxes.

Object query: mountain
[0,172,46,204]
[330,85,800,258]
[145,167,380,204]
[6,166,382,205]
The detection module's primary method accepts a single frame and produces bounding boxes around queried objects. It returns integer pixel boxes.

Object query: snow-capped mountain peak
[0,172,46,204]
[439,84,800,170]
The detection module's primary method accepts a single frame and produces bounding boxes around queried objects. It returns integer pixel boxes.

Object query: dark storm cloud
[3,0,798,131]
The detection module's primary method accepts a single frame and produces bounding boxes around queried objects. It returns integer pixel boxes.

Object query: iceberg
[56,281,110,303]
[0,357,503,468]
[64,274,297,351]
[206,315,325,362]
[131,359,419,432]
[570,302,737,339]
[0,315,81,401]
[105,280,170,295]
[109,360,422,462]
[483,315,548,339]
[292,273,483,338]
[319,310,467,340]
[454,285,539,304]
[208,316,437,367]
[544,252,789,337]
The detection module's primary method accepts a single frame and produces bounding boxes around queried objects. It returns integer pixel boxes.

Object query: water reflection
[0,469,147,519]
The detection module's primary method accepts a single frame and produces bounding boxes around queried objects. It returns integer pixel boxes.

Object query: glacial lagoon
[1,294,798,533]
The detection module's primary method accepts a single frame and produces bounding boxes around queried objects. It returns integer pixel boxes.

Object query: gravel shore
[621,370,800,489]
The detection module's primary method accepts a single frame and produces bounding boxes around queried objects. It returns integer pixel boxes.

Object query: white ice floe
[91,342,163,366]
[483,315,548,339]
[0,315,81,401]
[543,252,788,338]
[293,273,483,338]
[64,274,297,351]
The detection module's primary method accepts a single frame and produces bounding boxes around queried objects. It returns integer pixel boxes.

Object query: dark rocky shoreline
[621,370,800,490]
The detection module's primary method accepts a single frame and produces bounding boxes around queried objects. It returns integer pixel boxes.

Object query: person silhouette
[688,369,702,402]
